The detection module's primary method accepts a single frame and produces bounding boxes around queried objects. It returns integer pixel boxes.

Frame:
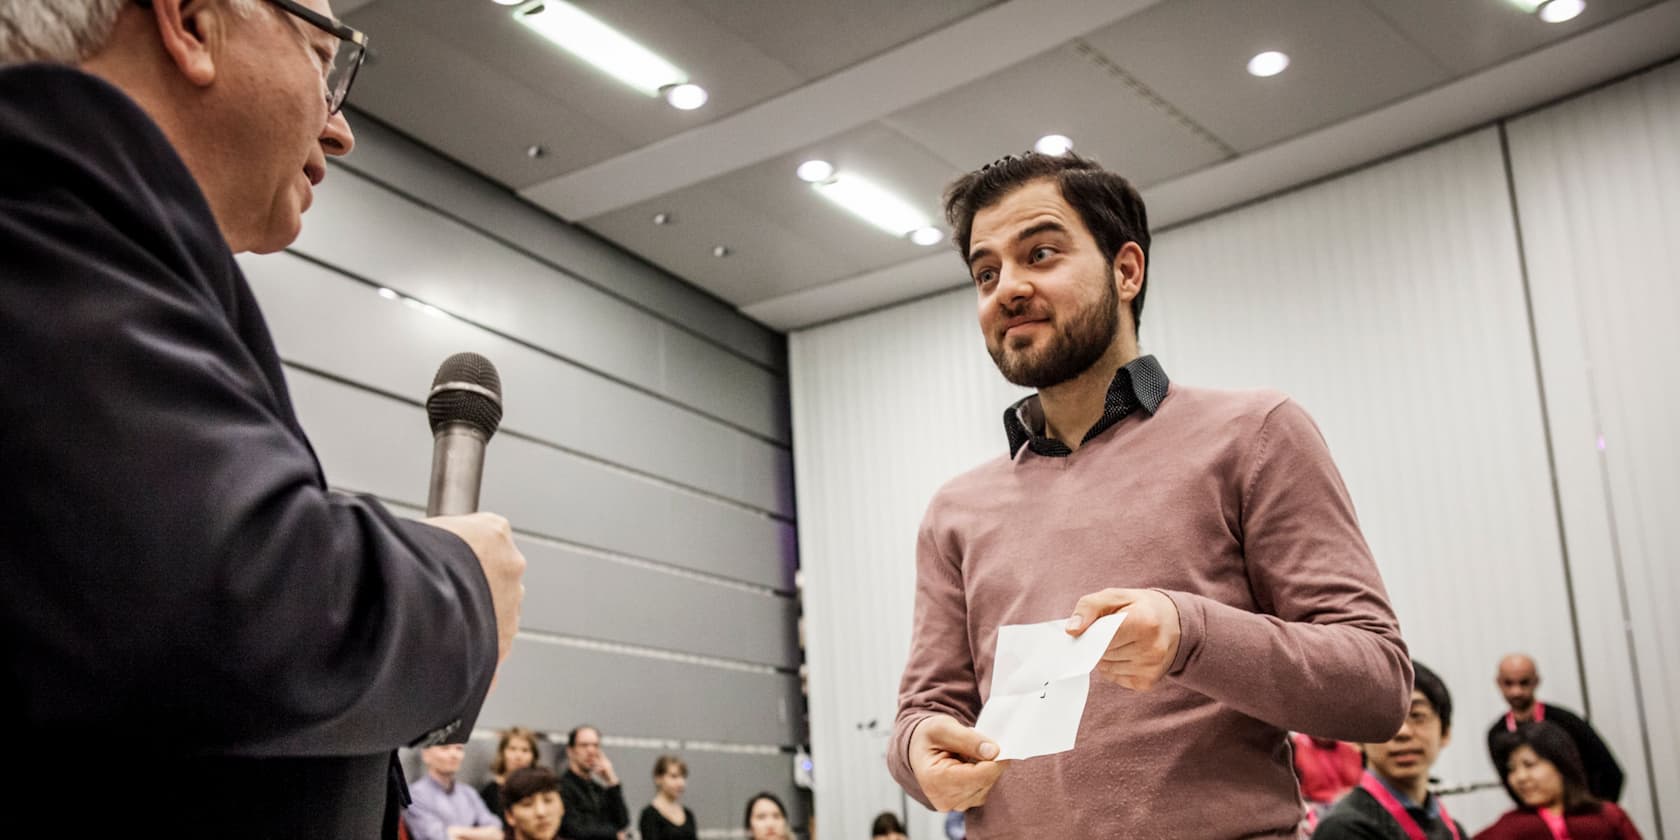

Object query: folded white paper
[972,611,1126,761]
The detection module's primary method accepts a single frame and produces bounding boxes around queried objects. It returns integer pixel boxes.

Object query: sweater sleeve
[887,512,983,809]
[1160,398,1411,742]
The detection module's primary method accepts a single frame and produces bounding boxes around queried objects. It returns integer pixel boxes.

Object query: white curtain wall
[793,59,1680,837]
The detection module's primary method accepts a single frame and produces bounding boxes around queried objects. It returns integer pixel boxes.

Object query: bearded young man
[887,152,1412,837]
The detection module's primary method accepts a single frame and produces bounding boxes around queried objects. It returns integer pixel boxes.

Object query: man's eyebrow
[968,220,1070,268]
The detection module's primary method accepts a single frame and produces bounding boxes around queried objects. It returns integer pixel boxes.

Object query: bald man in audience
[1487,654,1623,802]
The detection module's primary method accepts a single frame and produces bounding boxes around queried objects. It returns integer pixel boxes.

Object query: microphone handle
[427,424,488,516]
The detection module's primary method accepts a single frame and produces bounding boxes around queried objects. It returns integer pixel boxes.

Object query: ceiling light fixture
[1246,50,1290,77]
[514,1,696,101]
[813,173,931,238]
[652,212,672,225]
[909,226,944,246]
[712,245,732,258]
[796,159,836,183]
[1034,134,1073,156]
[662,83,708,110]
[1537,0,1585,22]
[493,0,523,5]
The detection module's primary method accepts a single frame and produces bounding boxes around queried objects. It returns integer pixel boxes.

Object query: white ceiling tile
[1359,0,1664,76]
[682,0,1001,79]
[1082,0,1454,152]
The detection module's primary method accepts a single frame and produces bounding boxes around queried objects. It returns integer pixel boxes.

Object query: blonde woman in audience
[638,755,698,840]
[745,792,792,840]
[479,726,542,824]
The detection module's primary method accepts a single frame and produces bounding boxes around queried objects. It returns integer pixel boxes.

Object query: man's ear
[150,0,230,89]
[1111,241,1145,304]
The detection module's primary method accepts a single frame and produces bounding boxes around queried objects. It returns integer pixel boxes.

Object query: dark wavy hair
[743,791,788,831]
[1492,720,1599,813]
[943,151,1152,331]
[501,765,560,813]
[1411,662,1453,733]
[871,811,907,837]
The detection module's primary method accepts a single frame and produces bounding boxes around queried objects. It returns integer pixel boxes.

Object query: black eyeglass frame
[135,0,368,114]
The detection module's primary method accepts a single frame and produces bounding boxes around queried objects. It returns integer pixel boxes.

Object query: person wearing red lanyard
[1317,662,1468,840]
[1486,655,1624,803]
[1477,721,1643,840]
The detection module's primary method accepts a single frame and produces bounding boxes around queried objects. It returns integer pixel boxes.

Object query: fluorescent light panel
[813,173,930,236]
[515,1,686,96]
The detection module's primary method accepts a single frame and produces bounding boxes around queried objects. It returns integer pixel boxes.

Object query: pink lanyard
[1359,772,1462,840]
[1506,701,1547,732]
[1538,809,1572,840]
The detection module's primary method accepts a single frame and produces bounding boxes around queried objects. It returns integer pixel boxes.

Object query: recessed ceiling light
[493,0,522,5]
[909,226,944,246]
[812,173,931,237]
[1034,134,1073,156]
[663,83,708,110]
[514,1,691,97]
[1537,0,1585,22]
[525,144,546,159]
[796,159,835,183]
[712,245,732,258]
[1247,50,1290,78]
[377,287,399,300]
[652,212,672,225]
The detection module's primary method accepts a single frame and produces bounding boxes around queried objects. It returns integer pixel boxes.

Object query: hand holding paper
[973,612,1126,760]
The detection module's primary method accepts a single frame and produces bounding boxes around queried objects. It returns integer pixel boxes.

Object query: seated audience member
[502,766,565,840]
[481,727,542,825]
[407,744,503,840]
[1489,654,1624,802]
[872,811,909,839]
[639,755,698,840]
[1316,662,1468,840]
[745,792,792,840]
[1293,732,1364,814]
[559,725,631,840]
[1477,722,1643,840]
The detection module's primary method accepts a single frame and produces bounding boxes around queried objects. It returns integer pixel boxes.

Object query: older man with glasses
[0,2,528,838]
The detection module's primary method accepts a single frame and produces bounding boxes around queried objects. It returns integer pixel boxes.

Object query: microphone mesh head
[426,352,503,437]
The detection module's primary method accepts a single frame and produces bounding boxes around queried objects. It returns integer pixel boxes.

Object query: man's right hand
[425,512,527,664]
[595,753,618,787]
[908,714,1006,811]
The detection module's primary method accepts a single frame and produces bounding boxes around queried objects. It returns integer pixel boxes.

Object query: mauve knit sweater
[890,383,1412,838]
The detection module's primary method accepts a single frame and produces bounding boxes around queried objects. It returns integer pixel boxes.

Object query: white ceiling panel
[684,0,1002,80]
[884,41,1235,186]
[1082,0,1454,152]
[1361,0,1664,77]
[585,122,960,305]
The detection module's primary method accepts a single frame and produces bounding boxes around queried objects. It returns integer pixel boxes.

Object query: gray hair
[0,0,258,65]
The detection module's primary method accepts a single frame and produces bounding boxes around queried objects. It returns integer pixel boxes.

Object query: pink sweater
[889,384,1411,838]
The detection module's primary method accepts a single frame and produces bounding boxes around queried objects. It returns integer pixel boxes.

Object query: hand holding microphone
[420,352,526,666]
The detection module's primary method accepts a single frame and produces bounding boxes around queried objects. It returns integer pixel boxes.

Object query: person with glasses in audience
[1316,662,1469,840]
[0,1,528,837]
[560,725,631,840]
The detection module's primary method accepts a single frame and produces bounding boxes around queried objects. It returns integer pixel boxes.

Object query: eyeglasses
[136,0,368,114]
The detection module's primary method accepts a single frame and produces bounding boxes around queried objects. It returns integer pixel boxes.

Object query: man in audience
[1487,653,1623,802]
[0,1,526,835]
[560,725,631,840]
[407,744,504,840]
[503,766,566,840]
[887,151,1410,836]
[1316,662,1468,840]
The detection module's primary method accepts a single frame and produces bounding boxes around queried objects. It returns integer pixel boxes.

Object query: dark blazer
[0,64,499,838]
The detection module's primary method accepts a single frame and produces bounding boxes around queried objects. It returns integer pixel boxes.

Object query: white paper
[972,611,1126,761]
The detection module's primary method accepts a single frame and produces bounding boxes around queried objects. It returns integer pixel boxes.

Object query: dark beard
[988,273,1119,389]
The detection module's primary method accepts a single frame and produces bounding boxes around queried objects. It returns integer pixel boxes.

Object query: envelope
[973,611,1126,761]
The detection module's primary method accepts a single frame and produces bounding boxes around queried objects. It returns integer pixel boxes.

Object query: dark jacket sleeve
[1562,711,1626,802]
[0,120,499,757]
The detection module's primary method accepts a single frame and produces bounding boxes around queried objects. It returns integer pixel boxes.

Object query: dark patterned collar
[1002,355,1169,457]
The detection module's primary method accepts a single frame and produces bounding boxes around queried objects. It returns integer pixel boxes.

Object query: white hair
[0,0,258,65]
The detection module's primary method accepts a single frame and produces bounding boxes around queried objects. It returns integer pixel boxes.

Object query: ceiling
[335,0,1680,331]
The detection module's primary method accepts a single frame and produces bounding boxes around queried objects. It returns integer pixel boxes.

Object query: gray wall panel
[334,114,786,373]
[242,252,793,517]
[287,368,794,589]
[479,638,802,746]
[662,326,792,445]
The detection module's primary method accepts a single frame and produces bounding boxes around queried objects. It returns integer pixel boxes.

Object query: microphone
[425,352,504,516]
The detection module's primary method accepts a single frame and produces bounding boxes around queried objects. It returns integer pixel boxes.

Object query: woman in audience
[638,754,697,840]
[1476,721,1642,839]
[744,791,792,840]
[479,726,542,824]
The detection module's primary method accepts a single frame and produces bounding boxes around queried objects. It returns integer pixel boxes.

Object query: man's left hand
[1065,588,1181,691]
